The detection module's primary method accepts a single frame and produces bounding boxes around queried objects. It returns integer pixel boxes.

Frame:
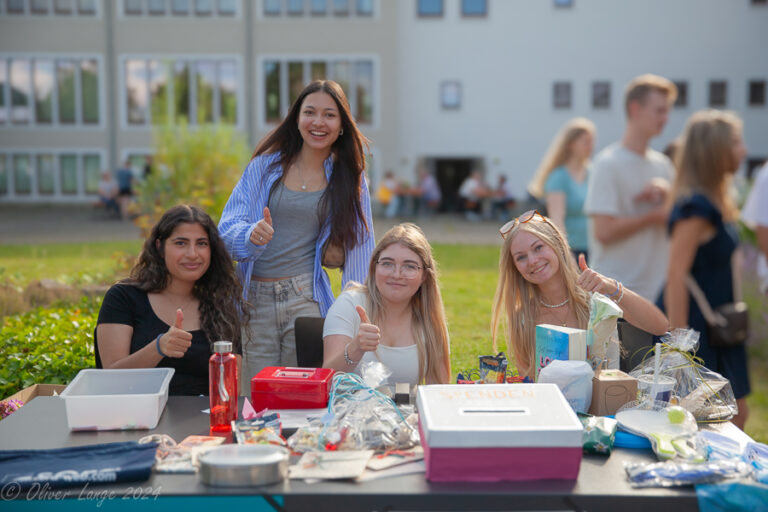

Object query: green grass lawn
[1,240,765,443]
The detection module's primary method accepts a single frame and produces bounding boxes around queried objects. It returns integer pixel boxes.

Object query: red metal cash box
[251,367,335,410]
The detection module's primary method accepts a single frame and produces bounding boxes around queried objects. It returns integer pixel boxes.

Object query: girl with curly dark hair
[219,80,374,393]
[96,205,245,395]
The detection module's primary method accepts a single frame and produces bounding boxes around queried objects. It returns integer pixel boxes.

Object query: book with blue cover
[535,324,588,381]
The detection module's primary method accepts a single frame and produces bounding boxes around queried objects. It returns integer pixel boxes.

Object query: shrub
[133,122,249,236]
[0,296,100,399]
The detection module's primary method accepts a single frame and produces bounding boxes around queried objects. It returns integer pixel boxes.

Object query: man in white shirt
[584,74,677,301]
[743,161,768,294]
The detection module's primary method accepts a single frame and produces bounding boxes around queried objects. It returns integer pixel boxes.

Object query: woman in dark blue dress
[659,110,750,429]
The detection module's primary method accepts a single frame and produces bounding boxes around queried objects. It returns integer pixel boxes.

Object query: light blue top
[544,165,589,251]
[218,152,375,316]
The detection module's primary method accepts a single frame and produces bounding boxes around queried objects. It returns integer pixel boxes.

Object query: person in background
[378,169,401,218]
[219,80,375,394]
[97,170,120,218]
[415,168,442,217]
[491,210,668,381]
[528,118,595,261]
[584,74,677,300]
[491,174,516,222]
[660,110,750,429]
[143,155,154,179]
[96,205,245,395]
[322,223,451,385]
[459,169,492,221]
[115,160,134,220]
[742,159,768,296]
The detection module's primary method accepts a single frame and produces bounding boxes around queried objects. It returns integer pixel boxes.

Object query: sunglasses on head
[499,210,551,239]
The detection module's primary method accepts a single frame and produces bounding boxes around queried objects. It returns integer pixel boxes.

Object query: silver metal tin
[198,444,289,487]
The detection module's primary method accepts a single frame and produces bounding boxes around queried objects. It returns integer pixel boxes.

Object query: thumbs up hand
[250,207,275,246]
[158,308,193,358]
[353,305,380,353]
[575,254,614,295]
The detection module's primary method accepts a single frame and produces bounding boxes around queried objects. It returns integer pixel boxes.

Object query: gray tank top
[252,181,324,278]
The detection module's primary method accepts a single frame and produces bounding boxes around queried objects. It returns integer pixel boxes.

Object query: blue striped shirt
[218,152,375,316]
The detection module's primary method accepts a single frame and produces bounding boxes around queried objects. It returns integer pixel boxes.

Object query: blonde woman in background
[491,211,668,380]
[528,118,596,261]
[659,110,750,429]
[323,223,451,385]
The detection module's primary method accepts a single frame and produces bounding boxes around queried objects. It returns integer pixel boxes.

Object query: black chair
[294,316,325,368]
[617,319,656,373]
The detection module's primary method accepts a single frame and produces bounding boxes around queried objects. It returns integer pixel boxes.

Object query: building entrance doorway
[428,158,483,213]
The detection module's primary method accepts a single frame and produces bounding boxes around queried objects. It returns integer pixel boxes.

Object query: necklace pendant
[301,184,307,191]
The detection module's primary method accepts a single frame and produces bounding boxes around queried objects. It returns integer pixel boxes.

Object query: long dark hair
[126,205,245,351]
[252,80,370,250]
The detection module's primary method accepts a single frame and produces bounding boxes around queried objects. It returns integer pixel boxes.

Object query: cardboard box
[417,383,583,482]
[588,369,637,416]
[4,383,67,404]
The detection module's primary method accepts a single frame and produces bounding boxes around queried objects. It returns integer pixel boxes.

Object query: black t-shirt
[96,283,211,396]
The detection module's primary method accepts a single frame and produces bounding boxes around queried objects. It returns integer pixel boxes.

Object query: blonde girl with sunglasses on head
[491,210,669,380]
[322,223,451,385]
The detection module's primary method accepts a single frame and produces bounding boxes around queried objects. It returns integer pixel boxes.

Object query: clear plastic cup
[636,374,676,404]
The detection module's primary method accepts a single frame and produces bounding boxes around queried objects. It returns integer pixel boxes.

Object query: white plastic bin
[60,368,174,430]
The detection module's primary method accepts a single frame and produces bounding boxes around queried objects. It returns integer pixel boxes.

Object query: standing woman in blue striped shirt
[219,80,375,393]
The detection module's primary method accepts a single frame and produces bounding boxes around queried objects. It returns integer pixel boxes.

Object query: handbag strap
[685,248,741,327]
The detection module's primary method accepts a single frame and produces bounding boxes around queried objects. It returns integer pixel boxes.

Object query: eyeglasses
[376,260,423,279]
[499,210,551,239]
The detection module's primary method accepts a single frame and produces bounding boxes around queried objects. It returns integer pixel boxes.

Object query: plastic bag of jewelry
[628,328,738,422]
[287,364,419,453]
[586,292,623,370]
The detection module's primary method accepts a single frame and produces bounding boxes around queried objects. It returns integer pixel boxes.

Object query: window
[83,154,100,194]
[31,0,50,14]
[440,81,461,109]
[554,0,573,7]
[749,80,766,106]
[81,59,99,123]
[418,0,442,17]
[195,0,212,15]
[332,0,348,16]
[288,0,304,15]
[709,80,727,107]
[263,57,375,125]
[310,0,325,15]
[0,155,7,195]
[125,57,240,126]
[54,0,73,14]
[57,60,77,124]
[36,154,55,195]
[592,81,610,108]
[461,0,486,17]
[78,0,96,14]
[172,0,189,14]
[264,0,280,15]
[356,0,372,16]
[0,62,6,124]
[59,154,77,194]
[124,0,142,14]
[217,0,235,15]
[553,81,571,109]
[148,0,166,15]
[13,154,31,195]
[10,59,31,124]
[7,0,24,14]
[34,59,54,124]
[673,81,687,108]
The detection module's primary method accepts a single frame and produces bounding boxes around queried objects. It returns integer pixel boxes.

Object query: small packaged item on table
[251,367,335,410]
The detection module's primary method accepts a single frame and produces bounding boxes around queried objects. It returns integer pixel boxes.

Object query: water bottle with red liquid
[209,341,238,433]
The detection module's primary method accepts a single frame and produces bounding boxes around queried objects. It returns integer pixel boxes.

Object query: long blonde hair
[528,118,596,199]
[354,223,451,384]
[673,110,742,221]
[490,216,590,379]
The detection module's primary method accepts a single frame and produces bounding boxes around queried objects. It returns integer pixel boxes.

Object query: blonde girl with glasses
[322,223,451,385]
[491,211,668,380]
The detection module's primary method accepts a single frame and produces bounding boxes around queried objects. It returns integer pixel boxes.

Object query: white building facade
[0,0,766,206]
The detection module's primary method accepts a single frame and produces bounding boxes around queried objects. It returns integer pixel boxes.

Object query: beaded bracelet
[155,334,168,357]
[608,278,621,298]
[344,343,359,366]
[614,282,625,305]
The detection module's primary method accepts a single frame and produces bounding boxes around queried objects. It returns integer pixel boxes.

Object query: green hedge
[0,296,99,399]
